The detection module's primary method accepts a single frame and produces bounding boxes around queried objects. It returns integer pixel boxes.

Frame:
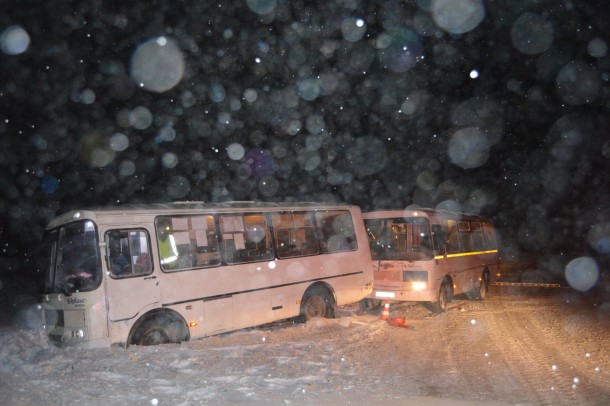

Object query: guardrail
[491,282,562,288]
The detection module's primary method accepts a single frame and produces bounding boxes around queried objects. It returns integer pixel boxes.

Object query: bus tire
[130,311,189,346]
[361,298,382,311]
[300,285,335,321]
[434,279,453,313]
[472,271,490,301]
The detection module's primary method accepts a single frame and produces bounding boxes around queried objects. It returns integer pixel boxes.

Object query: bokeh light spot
[565,257,599,292]
[130,36,185,93]
[227,143,246,161]
[341,17,367,42]
[511,13,553,55]
[431,0,485,35]
[447,127,490,169]
[246,0,277,15]
[0,25,30,55]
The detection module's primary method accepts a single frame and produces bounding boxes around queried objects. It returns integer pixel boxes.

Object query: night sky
[1,1,609,287]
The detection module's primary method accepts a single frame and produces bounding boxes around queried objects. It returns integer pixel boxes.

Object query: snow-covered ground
[1,286,609,405]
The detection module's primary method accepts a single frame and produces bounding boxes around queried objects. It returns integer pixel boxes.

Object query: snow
[0,300,506,406]
[2,286,609,405]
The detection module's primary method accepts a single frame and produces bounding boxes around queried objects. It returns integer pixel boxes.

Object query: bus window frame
[155,215,221,272]
[271,211,320,259]
[105,228,153,279]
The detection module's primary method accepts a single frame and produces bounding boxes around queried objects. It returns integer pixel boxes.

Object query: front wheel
[433,279,453,313]
[130,314,188,346]
[139,324,171,346]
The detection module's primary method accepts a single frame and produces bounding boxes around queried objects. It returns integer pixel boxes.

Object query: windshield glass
[366,217,433,261]
[44,220,102,294]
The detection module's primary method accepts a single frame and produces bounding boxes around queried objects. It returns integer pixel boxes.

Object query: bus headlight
[412,282,427,291]
[64,328,87,340]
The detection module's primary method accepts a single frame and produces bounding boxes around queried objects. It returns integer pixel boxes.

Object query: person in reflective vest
[157,219,178,268]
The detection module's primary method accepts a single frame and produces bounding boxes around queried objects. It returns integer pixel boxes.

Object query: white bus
[41,202,373,348]
[363,209,500,312]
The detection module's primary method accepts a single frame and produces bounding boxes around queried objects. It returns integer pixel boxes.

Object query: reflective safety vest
[159,234,178,266]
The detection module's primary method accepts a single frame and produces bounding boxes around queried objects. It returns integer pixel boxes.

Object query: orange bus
[363,208,500,312]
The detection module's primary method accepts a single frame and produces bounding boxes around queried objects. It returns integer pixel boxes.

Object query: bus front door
[106,273,160,322]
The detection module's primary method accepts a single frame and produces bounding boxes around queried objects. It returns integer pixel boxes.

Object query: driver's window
[105,229,152,278]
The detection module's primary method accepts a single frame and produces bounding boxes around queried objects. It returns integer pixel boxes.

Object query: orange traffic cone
[380,301,390,320]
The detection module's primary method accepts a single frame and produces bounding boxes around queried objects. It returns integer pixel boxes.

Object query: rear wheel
[360,298,382,311]
[472,272,489,301]
[300,286,335,321]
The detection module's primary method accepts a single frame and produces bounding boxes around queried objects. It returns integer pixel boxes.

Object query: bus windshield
[44,220,102,294]
[365,217,433,261]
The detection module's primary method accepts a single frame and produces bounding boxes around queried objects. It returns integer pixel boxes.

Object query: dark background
[1,0,609,294]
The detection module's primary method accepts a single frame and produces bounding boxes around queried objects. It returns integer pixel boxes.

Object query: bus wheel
[300,286,334,321]
[361,298,382,311]
[131,313,187,346]
[139,323,171,346]
[435,279,453,313]
[473,272,489,301]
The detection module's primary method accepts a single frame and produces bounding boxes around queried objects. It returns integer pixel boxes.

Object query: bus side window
[271,212,319,258]
[315,211,357,253]
[458,221,474,252]
[105,229,152,278]
[444,220,461,253]
[482,222,497,249]
[431,224,444,254]
[220,214,274,264]
[471,221,485,250]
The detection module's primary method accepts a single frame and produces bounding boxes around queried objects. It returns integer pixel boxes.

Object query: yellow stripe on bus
[434,249,498,260]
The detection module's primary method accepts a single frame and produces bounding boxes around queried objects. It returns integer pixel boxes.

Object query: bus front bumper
[369,286,437,302]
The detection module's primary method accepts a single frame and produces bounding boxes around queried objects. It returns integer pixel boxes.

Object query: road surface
[1,285,609,405]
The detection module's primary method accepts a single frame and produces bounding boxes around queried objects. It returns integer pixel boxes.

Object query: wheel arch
[301,281,337,306]
[127,308,190,347]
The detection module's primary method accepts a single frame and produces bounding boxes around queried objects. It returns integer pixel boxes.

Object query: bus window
[431,224,444,254]
[220,214,274,264]
[52,221,102,293]
[156,216,220,271]
[482,222,497,249]
[271,212,319,258]
[471,222,485,250]
[444,219,461,253]
[315,211,357,253]
[458,221,474,252]
[43,229,58,293]
[191,216,220,267]
[156,218,180,270]
[105,229,152,278]
[365,217,432,261]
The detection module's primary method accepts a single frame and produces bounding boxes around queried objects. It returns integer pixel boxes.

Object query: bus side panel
[320,251,373,305]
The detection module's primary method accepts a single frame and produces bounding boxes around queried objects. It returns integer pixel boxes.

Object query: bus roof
[363,208,491,222]
[46,201,358,230]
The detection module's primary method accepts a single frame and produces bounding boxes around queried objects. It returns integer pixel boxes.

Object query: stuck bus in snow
[363,208,500,312]
[41,201,373,348]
